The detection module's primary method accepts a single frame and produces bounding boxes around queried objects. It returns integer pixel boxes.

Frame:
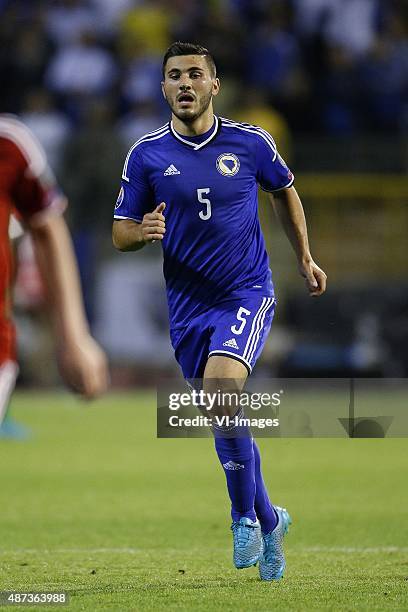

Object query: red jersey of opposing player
[0,114,66,365]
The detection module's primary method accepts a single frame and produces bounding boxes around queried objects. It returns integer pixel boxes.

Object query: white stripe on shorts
[242,297,274,363]
[246,297,275,364]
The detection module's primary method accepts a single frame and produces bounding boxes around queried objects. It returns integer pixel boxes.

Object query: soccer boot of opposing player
[259,506,292,581]
[231,517,263,569]
[0,419,31,440]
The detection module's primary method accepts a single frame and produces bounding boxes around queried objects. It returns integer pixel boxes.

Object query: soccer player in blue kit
[113,42,327,581]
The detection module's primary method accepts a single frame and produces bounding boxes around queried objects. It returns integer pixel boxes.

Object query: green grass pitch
[0,391,407,611]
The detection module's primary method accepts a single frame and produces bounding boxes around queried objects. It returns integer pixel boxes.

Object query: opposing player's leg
[0,361,18,425]
[204,355,262,568]
[0,360,27,439]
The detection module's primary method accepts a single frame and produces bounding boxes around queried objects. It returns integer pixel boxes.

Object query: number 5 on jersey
[197,188,211,220]
[231,307,252,335]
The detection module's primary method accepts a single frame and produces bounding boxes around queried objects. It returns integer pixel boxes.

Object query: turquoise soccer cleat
[231,517,263,569]
[0,419,31,440]
[259,506,292,581]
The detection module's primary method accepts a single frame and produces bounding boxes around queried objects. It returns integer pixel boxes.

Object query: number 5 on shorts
[231,307,251,335]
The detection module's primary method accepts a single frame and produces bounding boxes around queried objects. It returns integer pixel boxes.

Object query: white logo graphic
[216,153,240,177]
[115,186,124,209]
[164,164,181,176]
[223,338,239,349]
[223,461,245,471]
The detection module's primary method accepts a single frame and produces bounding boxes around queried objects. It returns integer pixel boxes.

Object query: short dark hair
[162,42,217,78]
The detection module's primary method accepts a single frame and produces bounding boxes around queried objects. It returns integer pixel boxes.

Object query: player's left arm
[268,187,327,297]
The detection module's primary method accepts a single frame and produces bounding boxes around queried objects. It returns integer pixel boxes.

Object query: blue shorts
[170,295,276,380]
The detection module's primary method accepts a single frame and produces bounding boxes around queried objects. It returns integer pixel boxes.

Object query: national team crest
[216,153,240,177]
[115,186,124,209]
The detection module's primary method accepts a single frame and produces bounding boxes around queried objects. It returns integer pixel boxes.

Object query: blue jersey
[114,116,294,331]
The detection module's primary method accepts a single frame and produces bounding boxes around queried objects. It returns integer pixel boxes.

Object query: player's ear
[212,77,220,97]
[161,82,166,100]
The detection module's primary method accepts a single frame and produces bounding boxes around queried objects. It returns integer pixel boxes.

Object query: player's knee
[203,376,242,417]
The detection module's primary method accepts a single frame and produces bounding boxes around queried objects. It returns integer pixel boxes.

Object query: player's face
[162,55,220,122]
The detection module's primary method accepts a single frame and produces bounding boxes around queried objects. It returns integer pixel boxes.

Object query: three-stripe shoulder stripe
[220,117,277,161]
[0,115,47,176]
[122,124,169,181]
[221,117,277,149]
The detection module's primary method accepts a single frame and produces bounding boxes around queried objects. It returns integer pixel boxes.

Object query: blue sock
[214,422,256,523]
[253,441,278,534]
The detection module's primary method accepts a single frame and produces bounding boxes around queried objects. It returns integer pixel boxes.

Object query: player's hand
[141,202,166,242]
[298,258,327,296]
[58,335,109,399]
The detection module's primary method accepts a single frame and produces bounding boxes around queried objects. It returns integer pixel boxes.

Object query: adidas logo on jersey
[164,164,180,176]
[223,461,245,471]
[223,338,239,349]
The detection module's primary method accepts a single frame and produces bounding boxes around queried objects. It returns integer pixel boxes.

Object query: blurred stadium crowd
[1,0,407,383]
[1,0,407,219]
[2,0,407,147]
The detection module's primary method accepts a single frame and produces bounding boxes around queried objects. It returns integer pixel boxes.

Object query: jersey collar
[169,115,220,150]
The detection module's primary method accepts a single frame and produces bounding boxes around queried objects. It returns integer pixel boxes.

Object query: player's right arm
[112,203,166,251]
[113,145,165,251]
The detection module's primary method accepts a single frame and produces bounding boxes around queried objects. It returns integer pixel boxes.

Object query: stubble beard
[169,89,213,124]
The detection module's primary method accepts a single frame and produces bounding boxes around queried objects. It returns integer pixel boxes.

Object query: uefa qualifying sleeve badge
[115,186,124,209]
